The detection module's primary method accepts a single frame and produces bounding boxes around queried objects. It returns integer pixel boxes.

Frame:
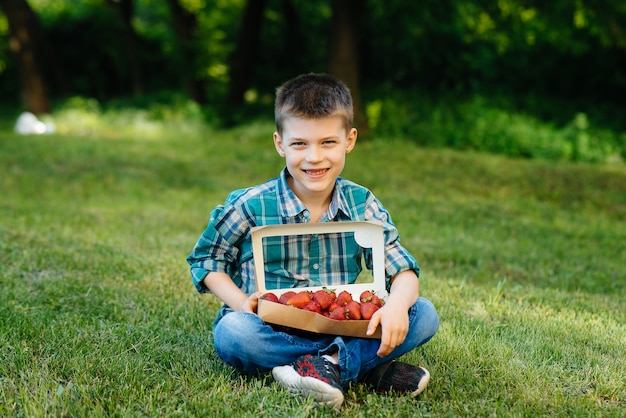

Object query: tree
[329,0,368,135]
[226,0,268,108]
[167,0,207,104]
[105,0,144,96]
[0,0,50,113]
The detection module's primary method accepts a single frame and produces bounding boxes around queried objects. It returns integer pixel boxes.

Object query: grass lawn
[1,122,624,417]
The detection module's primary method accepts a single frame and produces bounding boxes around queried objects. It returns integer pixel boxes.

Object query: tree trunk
[282,0,302,62]
[167,0,207,104]
[329,0,369,136]
[226,0,268,107]
[105,0,144,96]
[0,0,50,114]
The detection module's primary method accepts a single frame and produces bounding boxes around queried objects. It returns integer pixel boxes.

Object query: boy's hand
[366,270,419,357]
[239,292,262,314]
[367,302,409,357]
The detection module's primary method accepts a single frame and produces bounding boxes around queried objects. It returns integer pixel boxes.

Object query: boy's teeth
[307,169,326,174]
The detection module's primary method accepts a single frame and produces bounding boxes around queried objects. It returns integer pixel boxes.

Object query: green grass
[1,122,625,417]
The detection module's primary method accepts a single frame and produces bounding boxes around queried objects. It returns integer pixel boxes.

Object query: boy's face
[273,115,357,205]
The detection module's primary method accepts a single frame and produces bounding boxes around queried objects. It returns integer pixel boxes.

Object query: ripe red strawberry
[327,302,341,313]
[302,300,321,314]
[371,294,385,307]
[360,301,380,320]
[313,288,336,310]
[329,307,348,320]
[360,290,385,307]
[261,292,279,303]
[336,290,353,306]
[360,290,375,304]
[278,291,296,305]
[286,291,313,309]
[345,301,362,320]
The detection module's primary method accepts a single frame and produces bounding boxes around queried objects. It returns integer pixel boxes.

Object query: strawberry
[345,301,362,320]
[261,292,279,303]
[278,291,296,305]
[360,290,375,304]
[286,291,313,308]
[313,288,336,310]
[302,300,321,314]
[329,307,348,320]
[360,290,385,307]
[360,301,380,320]
[327,302,341,313]
[371,294,385,307]
[336,290,353,306]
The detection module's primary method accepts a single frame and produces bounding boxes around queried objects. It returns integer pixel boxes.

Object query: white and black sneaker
[272,354,344,409]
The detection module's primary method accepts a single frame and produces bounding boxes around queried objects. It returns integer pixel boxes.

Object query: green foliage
[3,0,625,106]
[50,93,210,137]
[33,2,174,98]
[0,126,624,415]
[362,0,626,103]
[0,13,17,100]
[4,89,623,166]
[252,0,331,90]
[368,91,625,164]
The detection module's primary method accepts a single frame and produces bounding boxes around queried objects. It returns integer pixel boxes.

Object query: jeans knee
[214,312,255,358]
[413,297,440,341]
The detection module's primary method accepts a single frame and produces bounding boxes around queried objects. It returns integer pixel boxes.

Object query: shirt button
[313,263,320,270]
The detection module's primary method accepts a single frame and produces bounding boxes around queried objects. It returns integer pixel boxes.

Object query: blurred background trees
[0,0,624,160]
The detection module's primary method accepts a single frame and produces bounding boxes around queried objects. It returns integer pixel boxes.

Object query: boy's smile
[274,115,357,209]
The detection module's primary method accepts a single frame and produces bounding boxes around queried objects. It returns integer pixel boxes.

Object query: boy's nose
[306,146,323,162]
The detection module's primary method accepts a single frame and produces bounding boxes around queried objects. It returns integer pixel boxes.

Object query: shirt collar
[276,168,354,221]
[277,168,307,218]
[332,183,355,220]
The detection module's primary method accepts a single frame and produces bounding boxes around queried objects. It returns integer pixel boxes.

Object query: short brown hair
[274,73,354,134]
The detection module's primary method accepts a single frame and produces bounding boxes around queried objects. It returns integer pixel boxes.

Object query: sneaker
[360,360,430,397]
[272,354,344,409]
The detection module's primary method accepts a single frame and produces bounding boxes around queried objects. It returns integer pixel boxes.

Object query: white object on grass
[14,112,55,135]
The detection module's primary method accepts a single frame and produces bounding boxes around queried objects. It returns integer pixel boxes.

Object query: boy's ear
[273,131,286,157]
[346,128,358,153]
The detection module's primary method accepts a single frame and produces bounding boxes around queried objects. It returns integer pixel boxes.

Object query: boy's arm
[366,269,419,357]
[203,272,261,313]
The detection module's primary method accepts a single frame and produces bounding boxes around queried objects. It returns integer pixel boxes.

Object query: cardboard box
[252,221,386,339]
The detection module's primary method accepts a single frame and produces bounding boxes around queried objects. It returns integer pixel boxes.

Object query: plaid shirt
[187,168,419,294]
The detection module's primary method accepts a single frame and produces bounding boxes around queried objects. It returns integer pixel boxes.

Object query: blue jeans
[213,297,439,389]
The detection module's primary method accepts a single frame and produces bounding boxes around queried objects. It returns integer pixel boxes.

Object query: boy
[187,73,439,409]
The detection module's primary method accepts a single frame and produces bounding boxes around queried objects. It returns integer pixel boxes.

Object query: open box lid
[251,221,387,296]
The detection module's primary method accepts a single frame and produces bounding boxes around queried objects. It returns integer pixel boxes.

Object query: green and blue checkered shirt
[187,168,419,294]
